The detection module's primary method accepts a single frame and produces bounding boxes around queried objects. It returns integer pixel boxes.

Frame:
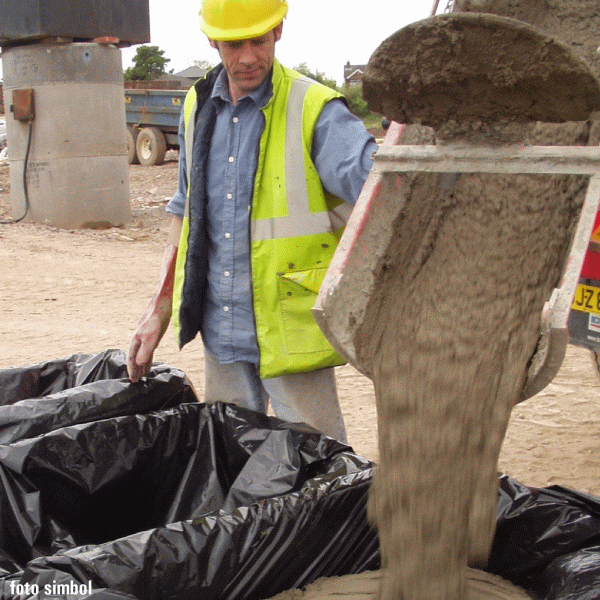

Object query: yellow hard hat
[200,0,288,40]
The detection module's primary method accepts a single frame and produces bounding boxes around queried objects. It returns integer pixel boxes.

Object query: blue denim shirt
[166,67,377,364]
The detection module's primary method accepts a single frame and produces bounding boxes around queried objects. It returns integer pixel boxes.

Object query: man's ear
[274,22,283,42]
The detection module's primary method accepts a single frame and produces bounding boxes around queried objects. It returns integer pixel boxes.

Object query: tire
[127,127,140,164]
[135,127,167,166]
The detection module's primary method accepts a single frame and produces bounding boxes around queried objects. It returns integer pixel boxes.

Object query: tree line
[124,46,371,119]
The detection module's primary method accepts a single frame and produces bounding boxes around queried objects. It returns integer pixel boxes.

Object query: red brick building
[343,61,367,86]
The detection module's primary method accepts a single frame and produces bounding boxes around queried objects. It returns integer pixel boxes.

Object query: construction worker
[127,0,378,442]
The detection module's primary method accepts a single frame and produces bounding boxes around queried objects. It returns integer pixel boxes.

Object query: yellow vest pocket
[277,268,332,354]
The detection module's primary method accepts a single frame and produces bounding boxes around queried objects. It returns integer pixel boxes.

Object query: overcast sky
[122,0,441,85]
[0,1,444,85]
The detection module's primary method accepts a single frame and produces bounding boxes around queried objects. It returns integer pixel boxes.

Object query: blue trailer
[125,88,186,166]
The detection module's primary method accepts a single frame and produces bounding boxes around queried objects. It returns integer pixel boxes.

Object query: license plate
[571,283,600,314]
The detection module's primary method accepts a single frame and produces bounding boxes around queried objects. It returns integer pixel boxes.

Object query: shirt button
[224,271,230,277]
[227,193,233,200]
[229,156,234,163]
[232,117,239,123]
[223,306,230,312]
[224,232,231,239]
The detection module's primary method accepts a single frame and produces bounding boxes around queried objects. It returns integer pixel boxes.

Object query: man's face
[210,23,282,103]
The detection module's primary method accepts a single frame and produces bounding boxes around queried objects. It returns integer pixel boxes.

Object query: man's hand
[127,296,173,382]
[127,216,182,382]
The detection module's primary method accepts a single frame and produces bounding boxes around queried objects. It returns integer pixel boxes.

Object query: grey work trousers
[203,348,347,443]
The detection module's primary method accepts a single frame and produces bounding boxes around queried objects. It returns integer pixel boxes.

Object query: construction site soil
[1,150,600,599]
[0,149,595,474]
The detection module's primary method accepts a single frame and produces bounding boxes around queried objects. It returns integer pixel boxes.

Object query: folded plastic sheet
[490,476,600,600]
[0,351,378,600]
[0,349,196,444]
[2,351,600,600]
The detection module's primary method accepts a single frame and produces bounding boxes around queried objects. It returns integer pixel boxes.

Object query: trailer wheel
[127,127,140,165]
[136,127,167,166]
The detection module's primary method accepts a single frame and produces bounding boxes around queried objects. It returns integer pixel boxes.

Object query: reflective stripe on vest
[184,96,197,214]
[252,76,353,241]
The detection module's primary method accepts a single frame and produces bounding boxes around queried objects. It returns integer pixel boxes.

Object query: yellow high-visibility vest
[173,60,350,378]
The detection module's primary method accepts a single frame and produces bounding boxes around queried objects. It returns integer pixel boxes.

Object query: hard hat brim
[200,3,287,41]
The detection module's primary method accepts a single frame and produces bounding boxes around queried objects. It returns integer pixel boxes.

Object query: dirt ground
[1,152,600,497]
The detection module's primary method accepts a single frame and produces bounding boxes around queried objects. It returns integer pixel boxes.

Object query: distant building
[124,66,209,90]
[343,61,367,86]
[172,66,208,80]
[158,66,208,88]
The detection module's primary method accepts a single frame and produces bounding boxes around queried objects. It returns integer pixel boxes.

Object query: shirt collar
[211,66,273,109]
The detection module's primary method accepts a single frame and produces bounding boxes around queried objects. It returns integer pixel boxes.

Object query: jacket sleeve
[311,98,378,205]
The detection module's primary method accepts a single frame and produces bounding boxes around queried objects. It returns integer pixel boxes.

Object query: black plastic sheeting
[0,350,378,600]
[1,350,600,600]
[491,477,600,599]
